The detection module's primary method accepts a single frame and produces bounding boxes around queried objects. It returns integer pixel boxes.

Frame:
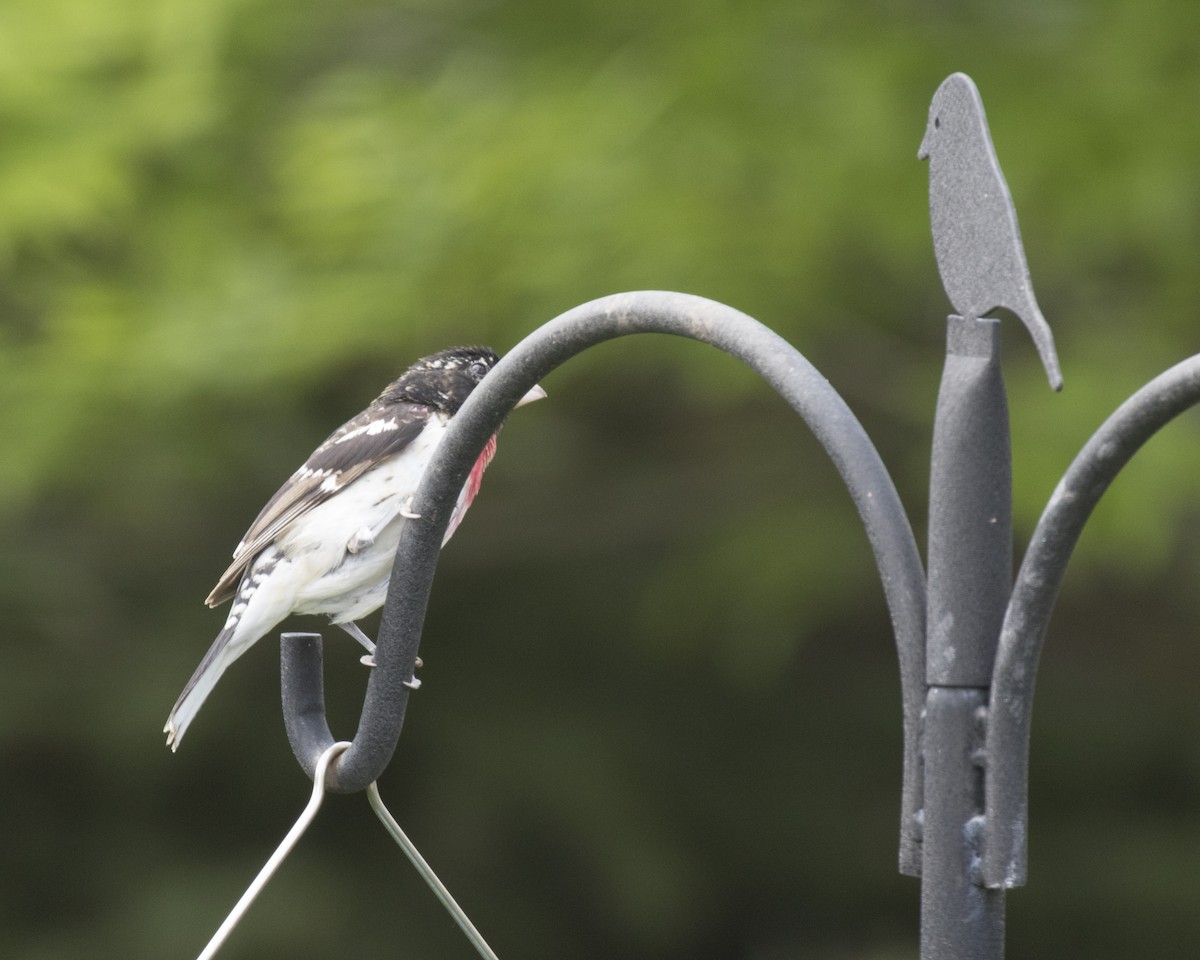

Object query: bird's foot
[399,496,421,520]
[404,656,424,690]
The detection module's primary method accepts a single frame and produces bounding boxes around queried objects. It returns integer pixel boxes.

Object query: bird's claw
[399,496,421,520]
[360,652,423,674]
[403,655,424,689]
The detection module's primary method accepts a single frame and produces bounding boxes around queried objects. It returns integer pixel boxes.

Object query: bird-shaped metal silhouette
[919,72,1063,391]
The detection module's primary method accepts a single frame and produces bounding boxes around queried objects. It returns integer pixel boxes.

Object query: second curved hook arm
[984,353,1200,888]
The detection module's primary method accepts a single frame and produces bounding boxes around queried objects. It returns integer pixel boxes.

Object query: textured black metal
[279,289,928,878]
[921,687,1005,960]
[919,72,1062,392]
[983,353,1200,888]
[279,633,335,780]
[918,315,1012,955]
[926,316,1012,686]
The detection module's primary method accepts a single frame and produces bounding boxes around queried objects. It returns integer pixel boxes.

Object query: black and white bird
[165,346,545,750]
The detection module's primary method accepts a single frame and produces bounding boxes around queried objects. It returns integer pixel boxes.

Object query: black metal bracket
[267,70,1200,960]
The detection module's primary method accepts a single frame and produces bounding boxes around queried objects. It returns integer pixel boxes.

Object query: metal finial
[919,72,1063,391]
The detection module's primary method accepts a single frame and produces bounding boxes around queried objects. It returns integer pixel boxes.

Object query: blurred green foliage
[4,1,1200,958]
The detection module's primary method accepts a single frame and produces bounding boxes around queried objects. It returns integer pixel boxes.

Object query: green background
[4,1,1200,957]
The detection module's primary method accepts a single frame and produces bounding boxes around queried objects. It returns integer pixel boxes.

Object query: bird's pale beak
[515,384,547,408]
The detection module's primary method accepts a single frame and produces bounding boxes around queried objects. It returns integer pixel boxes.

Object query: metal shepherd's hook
[279,290,929,875]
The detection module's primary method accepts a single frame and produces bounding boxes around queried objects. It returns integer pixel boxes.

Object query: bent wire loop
[984,353,1200,888]
[195,740,501,960]
[279,289,928,873]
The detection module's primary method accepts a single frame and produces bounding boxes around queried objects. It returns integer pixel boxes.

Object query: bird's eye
[468,361,489,379]
[934,116,941,129]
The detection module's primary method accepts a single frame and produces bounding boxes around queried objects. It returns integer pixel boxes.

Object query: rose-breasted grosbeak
[165,346,545,750]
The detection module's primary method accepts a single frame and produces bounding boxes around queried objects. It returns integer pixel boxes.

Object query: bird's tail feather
[164,624,245,751]
[1023,305,1063,392]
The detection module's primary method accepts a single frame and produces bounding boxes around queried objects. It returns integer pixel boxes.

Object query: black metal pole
[921,316,1009,959]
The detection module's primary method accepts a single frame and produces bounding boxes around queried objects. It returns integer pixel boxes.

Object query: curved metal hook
[983,353,1200,888]
[280,290,927,872]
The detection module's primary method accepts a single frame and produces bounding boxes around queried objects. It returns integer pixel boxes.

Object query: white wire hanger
[195,740,499,960]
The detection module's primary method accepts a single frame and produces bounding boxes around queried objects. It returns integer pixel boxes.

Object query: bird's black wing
[205,402,431,607]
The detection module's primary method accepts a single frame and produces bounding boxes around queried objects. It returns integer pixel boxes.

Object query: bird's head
[918,72,982,161]
[382,345,546,413]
